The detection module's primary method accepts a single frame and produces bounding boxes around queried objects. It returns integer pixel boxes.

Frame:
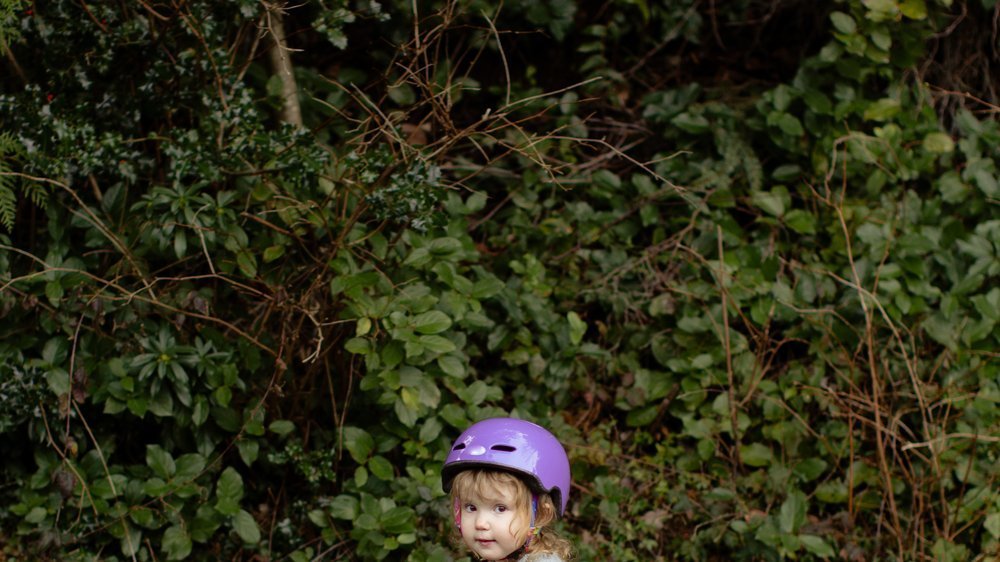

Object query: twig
[266,2,302,127]
[716,225,742,471]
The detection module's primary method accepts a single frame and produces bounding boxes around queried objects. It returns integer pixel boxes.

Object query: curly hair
[449,469,573,561]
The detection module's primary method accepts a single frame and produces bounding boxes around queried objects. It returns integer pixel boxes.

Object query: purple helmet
[442,417,571,516]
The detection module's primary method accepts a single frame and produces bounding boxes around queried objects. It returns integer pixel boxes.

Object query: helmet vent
[490,445,516,452]
[453,443,466,451]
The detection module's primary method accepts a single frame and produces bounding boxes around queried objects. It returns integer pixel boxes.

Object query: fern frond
[0,0,27,48]
[0,180,15,231]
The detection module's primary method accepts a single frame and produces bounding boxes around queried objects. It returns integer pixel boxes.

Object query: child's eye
[494,505,507,513]
[463,504,477,512]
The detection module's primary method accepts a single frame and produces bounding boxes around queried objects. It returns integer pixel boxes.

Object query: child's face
[458,481,526,560]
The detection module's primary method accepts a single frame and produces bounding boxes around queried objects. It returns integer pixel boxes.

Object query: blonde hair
[449,469,573,561]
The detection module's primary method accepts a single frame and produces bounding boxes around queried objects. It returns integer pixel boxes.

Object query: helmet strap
[523,494,539,548]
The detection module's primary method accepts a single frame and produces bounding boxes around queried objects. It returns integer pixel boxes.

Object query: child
[442,417,574,562]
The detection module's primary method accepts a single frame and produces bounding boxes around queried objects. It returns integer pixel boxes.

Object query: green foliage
[1,0,998,560]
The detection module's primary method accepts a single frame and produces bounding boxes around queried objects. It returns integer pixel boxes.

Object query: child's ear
[535,495,557,527]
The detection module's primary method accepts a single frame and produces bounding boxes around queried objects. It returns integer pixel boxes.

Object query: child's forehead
[463,479,519,502]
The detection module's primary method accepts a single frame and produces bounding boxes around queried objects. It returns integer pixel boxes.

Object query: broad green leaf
[45,280,64,304]
[344,337,371,355]
[329,495,360,520]
[800,535,836,557]
[130,507,155,528]
[268,420,295,436]
[780,490,807,534]
[341,427,374,463]
[191,505,222,543]
[863,0,900,20]
[394,396,419,427]
[232,509,260,544]
[216,467,244,504]
[419,335,457,354]
[381,506,416,534]
[163,524,193,560]
[236,249,257,278]
[793,458,828,482]
[863,98,901,121]
[626,405,657,427]
[672,112,710,134]
[984,512,1000,539]
[816,480,847,503]
[776,113,804,136]
[899,0,927,19]
[472,276,505,299]
[25,506,47,524]
[752,190,785,217]
[120,525,143,557]
[784,209,816,234]
[237,439,259,466]
[428,237,463,256]
[175,453,206,481]
[923,132,955,153]
[262,244,285,263]
[437,355,466,378]
[146,445,176,480]
[830,11,857,34]
[740,443,773,467]
[412,310,452,334]
[419,416,443,442]
[46,368,70,396]
[368,455,393,480]
[567,311,587,345]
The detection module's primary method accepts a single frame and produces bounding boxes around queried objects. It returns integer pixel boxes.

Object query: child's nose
[474,513,489,529]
